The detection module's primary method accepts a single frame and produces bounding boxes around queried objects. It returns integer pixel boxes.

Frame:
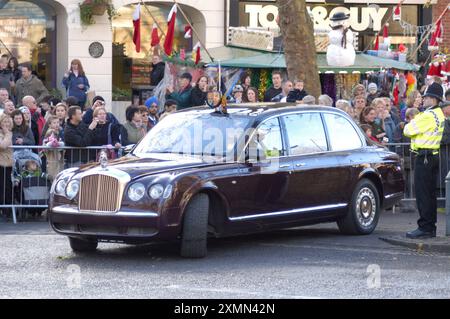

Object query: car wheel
[69,237,98,252]
[180,193,209,258]
[337,179,380,235]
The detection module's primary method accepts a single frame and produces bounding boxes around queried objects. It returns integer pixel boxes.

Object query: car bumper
[49,205,175,243]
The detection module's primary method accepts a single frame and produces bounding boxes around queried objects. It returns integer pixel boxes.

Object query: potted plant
[79,0,117,26]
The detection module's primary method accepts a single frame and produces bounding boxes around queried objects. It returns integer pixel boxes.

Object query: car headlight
[55,177,69,196]
[65,180,80,200]
[128,183,146,201]
[148,184,164,200]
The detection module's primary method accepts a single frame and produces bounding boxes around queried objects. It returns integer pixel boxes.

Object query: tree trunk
[277,0,321,98]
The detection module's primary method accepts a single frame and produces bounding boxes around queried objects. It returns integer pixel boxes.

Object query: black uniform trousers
[0,166,13,216]
[414,153,439,232]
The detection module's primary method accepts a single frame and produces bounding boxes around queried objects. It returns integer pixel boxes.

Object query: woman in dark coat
[8,57,21,83]
[90,107,121,158]
[11,109,35,148]
[190,76,208,107]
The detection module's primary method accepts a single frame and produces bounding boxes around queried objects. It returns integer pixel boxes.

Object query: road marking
[164,284,322,299]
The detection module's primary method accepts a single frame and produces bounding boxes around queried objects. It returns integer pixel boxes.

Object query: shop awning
[202,46,419,72]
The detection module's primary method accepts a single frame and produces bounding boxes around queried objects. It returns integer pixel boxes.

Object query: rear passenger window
[283,113,328,155]
[323,113,363,151]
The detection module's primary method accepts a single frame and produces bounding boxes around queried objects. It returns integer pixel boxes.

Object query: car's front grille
[79,175,120,212]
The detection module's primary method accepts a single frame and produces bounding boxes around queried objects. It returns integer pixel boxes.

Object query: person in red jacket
[22,95,45,145]
[360,124,380,143]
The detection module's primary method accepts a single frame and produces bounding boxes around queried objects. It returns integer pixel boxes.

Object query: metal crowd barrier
[0,145,124,224]
[387,143,450,202]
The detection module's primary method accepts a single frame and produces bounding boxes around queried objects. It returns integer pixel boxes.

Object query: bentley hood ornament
[99,149,109,170]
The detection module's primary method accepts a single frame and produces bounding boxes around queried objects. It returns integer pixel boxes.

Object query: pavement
[378,204,450,254]
[1,208,450,298]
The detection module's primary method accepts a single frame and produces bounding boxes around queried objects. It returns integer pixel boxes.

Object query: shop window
[0,0,56,88]
[112,3,195,102]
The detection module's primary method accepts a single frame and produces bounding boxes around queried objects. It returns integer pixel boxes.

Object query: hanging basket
[91,4,107,16]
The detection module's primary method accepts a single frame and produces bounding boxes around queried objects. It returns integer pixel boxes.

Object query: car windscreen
[133,111,251,157]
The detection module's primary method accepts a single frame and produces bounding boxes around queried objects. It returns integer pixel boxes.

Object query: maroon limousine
[48,104,404,258]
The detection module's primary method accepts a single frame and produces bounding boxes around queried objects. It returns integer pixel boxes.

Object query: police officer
[404,82,450,238]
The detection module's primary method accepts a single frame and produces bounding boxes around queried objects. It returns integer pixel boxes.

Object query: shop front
[111,2,206,105]
[226,0,436,57]
[0,0,68,91]
[0,0,225,111]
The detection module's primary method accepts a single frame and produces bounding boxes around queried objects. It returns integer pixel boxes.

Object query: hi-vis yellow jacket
[404,107,445,152]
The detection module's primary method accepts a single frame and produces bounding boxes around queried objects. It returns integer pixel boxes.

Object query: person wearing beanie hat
[230,84,244,104]
[92,95,105,105]
[404,81,450,239]
[82,95,118,126]
[366,83,379,106]
[166,72,193,110]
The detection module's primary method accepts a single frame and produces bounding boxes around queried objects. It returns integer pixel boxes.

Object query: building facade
[0,0,447,108]
[0,0,226,106]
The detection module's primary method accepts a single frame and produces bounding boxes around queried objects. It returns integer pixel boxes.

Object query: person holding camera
[62,59,90,109]
[82,95,118,126]
[64,106,96,167]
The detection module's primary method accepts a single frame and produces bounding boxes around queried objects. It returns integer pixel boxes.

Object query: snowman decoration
[326,12,356,67]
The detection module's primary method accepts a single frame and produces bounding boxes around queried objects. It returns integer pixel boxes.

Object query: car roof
[178,103,350,119]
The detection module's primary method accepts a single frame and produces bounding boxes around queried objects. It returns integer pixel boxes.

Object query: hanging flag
[373,34,379,50]
[382,24,390,46]
[192,42,201,65]
[164,4,177,56]
[393,4,401,21]
[180,48,186,61]
[428,18,443,51]
[151,23,160,47]
[132,4,141,53]
[184,25,192,39]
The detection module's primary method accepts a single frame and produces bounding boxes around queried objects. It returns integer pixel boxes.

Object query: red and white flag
[164,4,177,56]
[393,4,401,21]
[193,42,201,65]
[184,25,192,39]
[151,23,160,47]
[428,18,443,51]
[373,34,379,50]
[382,24,390,46]
[132,4,141,53]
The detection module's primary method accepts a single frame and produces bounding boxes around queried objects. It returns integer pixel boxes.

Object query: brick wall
[433,0,450,51]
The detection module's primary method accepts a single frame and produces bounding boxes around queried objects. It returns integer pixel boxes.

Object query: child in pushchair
[12,150,51,218]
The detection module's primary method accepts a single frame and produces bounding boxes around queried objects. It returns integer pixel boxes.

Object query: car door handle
[296,163,307,167]
[279,164,291,168]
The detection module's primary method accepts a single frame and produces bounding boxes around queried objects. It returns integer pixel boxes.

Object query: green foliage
[49,88,63,100]
[112,86,131,101]
[79,0,117,26]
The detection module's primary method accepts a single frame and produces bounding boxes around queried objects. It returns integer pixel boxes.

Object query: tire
[337,179,380,235]
[180,193,210,258]
[69,237,98,252]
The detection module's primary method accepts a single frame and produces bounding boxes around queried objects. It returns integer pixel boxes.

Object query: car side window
[323,113,363,151]
[283,113,328,155]
[249,117,284,160]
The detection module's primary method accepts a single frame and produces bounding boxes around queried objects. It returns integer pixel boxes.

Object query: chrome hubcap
[356,187,376,228]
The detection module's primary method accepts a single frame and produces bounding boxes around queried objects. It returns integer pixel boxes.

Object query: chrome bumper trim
[52,205,158,217]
